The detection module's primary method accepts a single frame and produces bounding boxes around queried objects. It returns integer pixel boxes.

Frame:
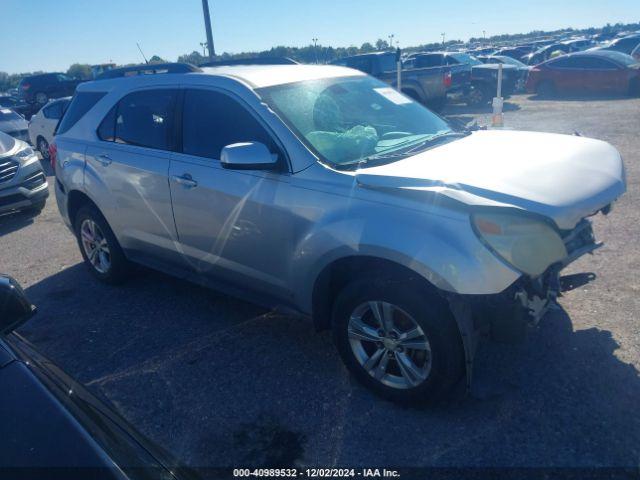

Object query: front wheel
[75,205,129,284]
[331,277,464,404]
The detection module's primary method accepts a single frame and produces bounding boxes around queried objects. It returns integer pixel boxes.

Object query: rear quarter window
[56,91,106,135]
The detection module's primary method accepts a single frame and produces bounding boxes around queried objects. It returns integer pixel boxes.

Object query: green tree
[375,39,390,51]
[66,63,92,80]
[148,55,167,64]
[177,50,206,65]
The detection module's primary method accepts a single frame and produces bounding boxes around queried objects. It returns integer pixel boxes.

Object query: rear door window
[114,89,178,150]
[43,101,64,119]
[56,91,106,135]
[181,89,276,160]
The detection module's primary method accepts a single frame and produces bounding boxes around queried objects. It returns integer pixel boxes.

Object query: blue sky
[1,0,638,74]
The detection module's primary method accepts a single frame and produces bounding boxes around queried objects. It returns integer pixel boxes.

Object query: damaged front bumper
[449,218,601,389]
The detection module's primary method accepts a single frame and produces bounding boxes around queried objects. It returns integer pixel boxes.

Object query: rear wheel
[331,277,464,404]
[467,83,491,106]
[35,92,48,105]
[74,205,129,284]
[427,96,447,112]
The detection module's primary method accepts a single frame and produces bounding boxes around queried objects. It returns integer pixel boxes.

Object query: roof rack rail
[200,57,298,67]
[95,63,201,80]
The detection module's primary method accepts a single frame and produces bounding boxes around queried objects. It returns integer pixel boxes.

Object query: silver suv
[53,64,625,403]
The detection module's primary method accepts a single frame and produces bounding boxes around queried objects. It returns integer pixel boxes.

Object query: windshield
[0,108,22,121]
[257,76,454,167]
[450,53,483,66]
[495,56,528,67]
[598,50,640,66]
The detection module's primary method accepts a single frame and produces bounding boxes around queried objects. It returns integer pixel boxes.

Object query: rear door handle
[171,174,198,188]
[96,154,112,166]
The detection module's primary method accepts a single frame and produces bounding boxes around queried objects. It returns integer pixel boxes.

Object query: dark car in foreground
[0,274,195,480]
[18,73,81,106]
[526,50,640,97]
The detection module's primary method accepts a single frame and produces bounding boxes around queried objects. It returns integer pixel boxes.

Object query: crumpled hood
[356,130,626,230]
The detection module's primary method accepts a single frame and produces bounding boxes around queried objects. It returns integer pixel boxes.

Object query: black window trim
[55,91,107,136]
[95,87,181,152]
[176,86,291,173]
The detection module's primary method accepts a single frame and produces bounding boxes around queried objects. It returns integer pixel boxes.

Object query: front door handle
[96,154,112,166]
[171,174,198,188]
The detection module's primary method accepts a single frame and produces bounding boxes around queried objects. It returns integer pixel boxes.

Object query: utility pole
[312,38,319,64]
[201,0,215,60]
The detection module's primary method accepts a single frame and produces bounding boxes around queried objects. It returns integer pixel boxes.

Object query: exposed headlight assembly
[472,212,567,277]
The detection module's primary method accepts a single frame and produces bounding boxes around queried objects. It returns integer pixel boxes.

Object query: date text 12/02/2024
[233,468,401,478]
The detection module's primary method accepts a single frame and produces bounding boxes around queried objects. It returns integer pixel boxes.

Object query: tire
[537,80,556,99]
[74,204,129,284]
[37,137,49,160]
[35,92,48,105]
[331,277,464,405]
[467,83,491,107]
[428,96,447,113]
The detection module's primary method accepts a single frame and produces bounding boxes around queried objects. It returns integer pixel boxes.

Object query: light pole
[200,42,208,57]
[441,32,446,46]
[483,30,486,43]
[201,0,215,60]
[312,37,319,64]
[388,34,395,50]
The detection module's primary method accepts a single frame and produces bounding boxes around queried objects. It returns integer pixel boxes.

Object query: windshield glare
[258,76,452,167]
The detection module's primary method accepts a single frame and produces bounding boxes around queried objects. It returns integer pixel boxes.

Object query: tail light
[49,142,57,171]
[443,71,452,88]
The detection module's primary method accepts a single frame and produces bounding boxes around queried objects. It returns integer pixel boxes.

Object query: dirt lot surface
[1,94,639,472]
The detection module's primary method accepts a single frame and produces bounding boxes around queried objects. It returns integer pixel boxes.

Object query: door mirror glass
[0,275,36,335]
[221,142,279,170]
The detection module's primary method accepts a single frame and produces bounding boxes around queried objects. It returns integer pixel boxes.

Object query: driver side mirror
[0,275,36,335]
[220,142,280,171]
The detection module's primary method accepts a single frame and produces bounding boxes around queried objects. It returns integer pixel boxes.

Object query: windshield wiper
[337,131,470,170]
[398,131,470,156]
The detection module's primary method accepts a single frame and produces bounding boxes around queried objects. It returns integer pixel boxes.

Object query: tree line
[2,21,638,93]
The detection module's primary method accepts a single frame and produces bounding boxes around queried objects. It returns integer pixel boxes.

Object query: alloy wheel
[80,219,111,274]
[348,301,432,389]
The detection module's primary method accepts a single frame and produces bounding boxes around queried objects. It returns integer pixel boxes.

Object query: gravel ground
[1,94,639,472]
